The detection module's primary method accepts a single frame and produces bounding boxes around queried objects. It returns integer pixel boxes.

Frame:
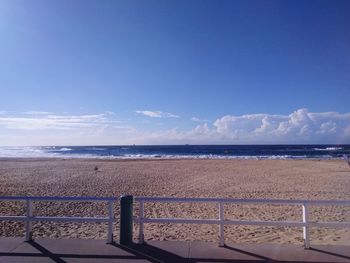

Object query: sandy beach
[0,158,349,245]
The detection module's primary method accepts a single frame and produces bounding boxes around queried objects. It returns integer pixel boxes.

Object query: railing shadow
[222,244,275,262]
[128,242,350,263]
[0,240,145,263]
[115,242,187,263]
[1,240,349,263]
[27,240,66,263]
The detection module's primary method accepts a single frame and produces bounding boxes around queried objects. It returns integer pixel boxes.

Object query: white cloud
[136,110,179,118]
[23,111,53,115]
[212,109,350,144]
[0,113,130,131]
[0,109,349,145]
[0,112,136,146]
[132,124,217,145]
[134,109,350,144]
[191,117,208,122]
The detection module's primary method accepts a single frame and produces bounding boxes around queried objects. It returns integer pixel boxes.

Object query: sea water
[0,145,349,159]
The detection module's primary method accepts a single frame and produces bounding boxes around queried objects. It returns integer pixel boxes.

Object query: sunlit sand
[0,158,349,245]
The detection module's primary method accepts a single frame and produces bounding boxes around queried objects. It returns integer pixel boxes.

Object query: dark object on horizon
[343,155,350,165]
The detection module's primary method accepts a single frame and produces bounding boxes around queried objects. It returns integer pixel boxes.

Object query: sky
[0,0,349,146]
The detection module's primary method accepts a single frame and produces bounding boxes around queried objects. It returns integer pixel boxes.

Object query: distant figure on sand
[343,154,350,165]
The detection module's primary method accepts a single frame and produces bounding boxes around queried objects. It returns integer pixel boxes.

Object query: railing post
[120,195,133,245]
[302,203,310,249]
[107,201,114,243]
[218,202,225,247]
[138,200,145,244]
[25,200,33,241]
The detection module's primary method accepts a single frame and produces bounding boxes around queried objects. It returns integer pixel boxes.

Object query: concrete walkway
[1,238,350,263]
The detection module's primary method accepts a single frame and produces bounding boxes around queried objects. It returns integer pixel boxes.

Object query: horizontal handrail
[0,196,118,243]
[2,195,350,248]
[134,197,350,248]
[135,217,350,228]
[0,196,118,202]
[135,196,350,206]
[0,215,113,222]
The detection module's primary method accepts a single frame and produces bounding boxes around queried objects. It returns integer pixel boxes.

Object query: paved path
[1,238,350,263]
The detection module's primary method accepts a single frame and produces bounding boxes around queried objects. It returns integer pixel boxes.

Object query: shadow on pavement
[0,240,349,263]
[309,247,350,260]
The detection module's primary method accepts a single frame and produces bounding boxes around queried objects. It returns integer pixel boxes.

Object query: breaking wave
[0,145,348,160]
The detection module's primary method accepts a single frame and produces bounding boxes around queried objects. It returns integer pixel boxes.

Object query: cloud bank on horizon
[0,109,349,146]
[136,110,179,118]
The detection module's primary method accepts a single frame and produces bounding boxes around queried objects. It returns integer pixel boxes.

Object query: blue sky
[0,0,349,145]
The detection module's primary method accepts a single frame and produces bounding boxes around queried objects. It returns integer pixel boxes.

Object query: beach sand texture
[0,158,349,245]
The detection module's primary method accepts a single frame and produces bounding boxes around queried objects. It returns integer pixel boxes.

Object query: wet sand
[0,158,349,245]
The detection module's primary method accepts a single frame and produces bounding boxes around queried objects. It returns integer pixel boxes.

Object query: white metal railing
[134,197,350,248]
[0,196,118,243]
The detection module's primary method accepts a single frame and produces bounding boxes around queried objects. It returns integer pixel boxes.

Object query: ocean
[0,145,349,159]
